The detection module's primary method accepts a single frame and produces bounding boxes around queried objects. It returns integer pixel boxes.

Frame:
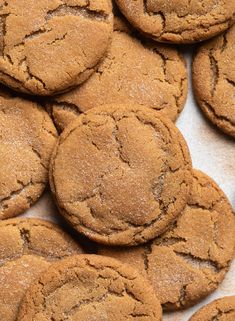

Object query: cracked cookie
[50,104,192,246]
[189,296,235,321]
[115,0,235,44]
[98,170,235,310]
[47,16,188,132]
[0,0,113,95]
[0,95,57,219]
[193,24,235,138]
[17,254,162,321]
[0,218,84,321]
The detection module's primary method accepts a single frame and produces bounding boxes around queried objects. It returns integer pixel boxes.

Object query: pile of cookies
[0,1,234,320]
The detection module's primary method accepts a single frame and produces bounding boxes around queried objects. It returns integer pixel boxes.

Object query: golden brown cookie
[193,24,235,138]
[47,16,187,132]
[17,254,162,321]
[189,296,235,321]
[0,218,83,321]
[50,104,192,246]
[0,95,57,219]
[115,0,235,43]
[98,170,235,310]
[0,0,113,95]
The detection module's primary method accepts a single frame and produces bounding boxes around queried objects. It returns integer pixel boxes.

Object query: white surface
[23,51,235,320]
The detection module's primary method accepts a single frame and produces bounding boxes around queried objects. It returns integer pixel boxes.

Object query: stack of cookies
[0,1,234,320]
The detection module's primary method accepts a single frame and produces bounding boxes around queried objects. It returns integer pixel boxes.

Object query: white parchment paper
[23,52,235,321]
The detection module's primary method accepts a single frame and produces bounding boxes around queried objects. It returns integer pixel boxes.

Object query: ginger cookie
[50,104,192,246]
[98,170,235,310]
[0,95,57,219]
[189,296,235,321]
[17,254,162,321]
[193,25,235,138]
[47,16,188,132]
[0,0,113,95]
[0,218,83,321]
[115,0,235,44]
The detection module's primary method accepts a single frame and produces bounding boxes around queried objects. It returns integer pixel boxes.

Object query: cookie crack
[202,100,235,127]
[173,251,221,273]
[226,77,235,87]
[23,28,49,42]
[19,227,30,250]
[0,13,9,56]
[31,146,48,170]
[0,180,44,212]
[85,258,137,281]
[143,1,165,33]
[209,51,219,96]
[0,69,28,92]
[21,57,47,90]
[45,4,110,22]
[47,32,68,45]
[173,77,187,113]
[112,122,131,168]
[221,32,228,52]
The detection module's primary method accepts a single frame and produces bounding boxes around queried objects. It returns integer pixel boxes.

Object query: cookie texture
[0,218,83,321]
[17,254,162,321]
[98,170,235,310]
[50,104,192,246]
[0,0,113,95]
[189,296,235,321]
[193,24,235,138]
[0,95,57,219]
[115,0,235,43]
[47,16,187,132]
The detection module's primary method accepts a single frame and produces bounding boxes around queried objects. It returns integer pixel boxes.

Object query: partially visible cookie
[115,0,235,43]
[17,254,162,321]
[189,296,235,321]
[47,16,188,132]
[98,170,235,310]
[0,0,113,95]
[0,218,83,321]
[193,25,235,138]
[50,104,192,246]
[0,95,57,219]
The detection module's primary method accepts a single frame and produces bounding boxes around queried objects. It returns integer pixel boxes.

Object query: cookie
[50,104,192,246]
[0,0,113,95]
[0,95,57,219]
[98,170,235,310]
[193,25,235,138]
[47,16,188,132]
[0,218,83,321]
[17,254,162,321]
[115,1,235,44]
[189,296,235,321]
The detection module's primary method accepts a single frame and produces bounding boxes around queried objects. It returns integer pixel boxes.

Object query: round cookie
[17,254,162,321]
[47,16,188,132]
[0,95,57,219]
[189,296,235,321]
[193,24,235,138]
[0,218,84,321]
[115,0,235,43]
[98,170,235,310]
[50,104,192,246]
[0,0,113,95]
